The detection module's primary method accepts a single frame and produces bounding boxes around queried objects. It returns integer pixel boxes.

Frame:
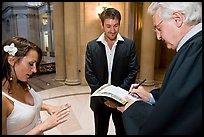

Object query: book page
[91,84,141,105]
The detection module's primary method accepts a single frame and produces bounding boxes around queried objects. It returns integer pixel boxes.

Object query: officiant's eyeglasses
[153,20,163,32]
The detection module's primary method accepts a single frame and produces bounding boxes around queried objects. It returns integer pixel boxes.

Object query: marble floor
[29,72,164,135]
[37,85,115,135]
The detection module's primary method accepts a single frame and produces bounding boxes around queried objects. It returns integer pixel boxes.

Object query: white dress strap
[2,92,16,102]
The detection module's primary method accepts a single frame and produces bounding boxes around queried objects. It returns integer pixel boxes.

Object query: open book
[91,84,142,108]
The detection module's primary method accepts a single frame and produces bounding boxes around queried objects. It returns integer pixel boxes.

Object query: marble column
[139,2,156,86]
[53,2,66,81]
[47,2,53,56]
[64,2,80,85]
[78,2,86,85]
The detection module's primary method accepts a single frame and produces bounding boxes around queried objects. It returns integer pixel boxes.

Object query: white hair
[147,2,202,25]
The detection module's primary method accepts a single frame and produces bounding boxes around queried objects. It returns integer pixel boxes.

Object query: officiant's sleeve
[122,101,153,135]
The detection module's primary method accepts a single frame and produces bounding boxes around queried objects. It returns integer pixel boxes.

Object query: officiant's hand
[129,85,151,102]
[117,96,136,112]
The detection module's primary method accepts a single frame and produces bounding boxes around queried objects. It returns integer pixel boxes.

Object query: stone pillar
[78,2,86,85]
[47,2,53,56]
[53,2,66,81]
[139,2,156,85]
[64,2,80,85]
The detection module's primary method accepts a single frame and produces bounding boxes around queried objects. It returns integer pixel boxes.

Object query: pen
[128,79,146,95]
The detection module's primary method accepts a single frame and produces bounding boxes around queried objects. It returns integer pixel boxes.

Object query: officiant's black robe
[122,31,202,135]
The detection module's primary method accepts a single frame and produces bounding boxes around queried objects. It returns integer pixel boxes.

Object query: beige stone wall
[53,2,133,85]
[78,2,133,85]
[53,2,170,86]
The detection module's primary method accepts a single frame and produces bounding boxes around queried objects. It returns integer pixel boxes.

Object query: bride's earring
[9,73,13,81]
